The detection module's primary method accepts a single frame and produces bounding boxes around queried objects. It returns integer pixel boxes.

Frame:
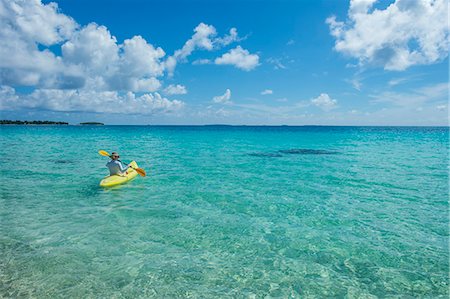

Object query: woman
[106,152,130,176]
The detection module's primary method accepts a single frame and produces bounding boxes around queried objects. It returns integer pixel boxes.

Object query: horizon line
[2,124,449,127]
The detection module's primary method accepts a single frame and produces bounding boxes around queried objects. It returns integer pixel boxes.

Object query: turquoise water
[1,126,448,298]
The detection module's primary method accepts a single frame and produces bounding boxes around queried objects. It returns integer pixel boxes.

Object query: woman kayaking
[98,150,146,187]
[106,152,130,176]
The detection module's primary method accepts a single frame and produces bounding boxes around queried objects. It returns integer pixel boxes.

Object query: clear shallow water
[0,126,448,298]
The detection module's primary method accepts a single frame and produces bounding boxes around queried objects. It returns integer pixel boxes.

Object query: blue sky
[0,0,448,125]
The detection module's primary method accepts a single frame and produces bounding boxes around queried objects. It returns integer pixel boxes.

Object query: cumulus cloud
[166,24,243,74]
[0,0,248,88]
[0,0,254,116]
[164,84,187,95]
[0,0,81,88]
[2,0,77,46]
[327,0,449,70]
[215,46,259,71]
[61,23,119,75]
[174,23,216,61]
[212,89,232,104]
[130,77,162,93]
[261,89,273,95]
[111,35,165,92]
[0,0,167,93]
[63,26,166,92]
[0,85,184,114]
[0,86,18,109]
[311,93,338,111]
[120,36,166,77]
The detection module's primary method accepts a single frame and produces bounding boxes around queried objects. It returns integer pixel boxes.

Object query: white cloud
[0,0,81,88]
[215,28,242,46]
[261,89,273,95]
[62,23,119,75]
[0,0,256,117]
[436,105,447,111]
[266,57,287,70]
[346,77,362,90]
[2,0,77,46]
[163,56,177,75]
[0,0,249,92]
[173,23,216,61]
[164,84,187,95]
[192,59,212,65]
[0,85,184,114]
[120,36,166,78]
[0,0,167,92]
[0,85,18,109]
[111,35,165,92]
[370,82,448,107]
[348,0,377,15]
[166,24,243,74]
[215,46,259,71]
[232,101,310,118]
[129,77,161,93]
[388,77,408,87]
[327,0,449,70]
[212,89,232,104]
[311,93,338,111]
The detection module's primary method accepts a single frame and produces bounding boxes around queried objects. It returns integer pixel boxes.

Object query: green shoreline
[0,120,69,125]
[1,120,104,125]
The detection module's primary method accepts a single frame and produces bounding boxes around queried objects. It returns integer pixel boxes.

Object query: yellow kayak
[100,161,139,187]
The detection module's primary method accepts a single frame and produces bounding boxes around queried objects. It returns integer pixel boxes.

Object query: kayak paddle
[98,150,146,177]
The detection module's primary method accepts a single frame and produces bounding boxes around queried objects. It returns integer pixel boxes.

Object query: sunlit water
[1,126,448,298]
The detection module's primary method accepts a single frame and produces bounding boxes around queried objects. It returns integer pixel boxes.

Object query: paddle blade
[135,167,146,177]
[99,150,110,157]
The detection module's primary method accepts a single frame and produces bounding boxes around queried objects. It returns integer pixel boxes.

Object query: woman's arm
[118,161,130,172]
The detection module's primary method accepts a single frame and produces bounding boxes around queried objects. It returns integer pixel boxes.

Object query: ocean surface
[0,125,448,298]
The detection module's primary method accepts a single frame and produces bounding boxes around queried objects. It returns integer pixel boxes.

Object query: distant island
[79,122,104,125]
[0,120,68,125]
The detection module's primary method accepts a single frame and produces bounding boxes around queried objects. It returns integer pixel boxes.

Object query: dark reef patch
[52,159,75,164]
[278,149,338,155]
[247,152,283,158]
